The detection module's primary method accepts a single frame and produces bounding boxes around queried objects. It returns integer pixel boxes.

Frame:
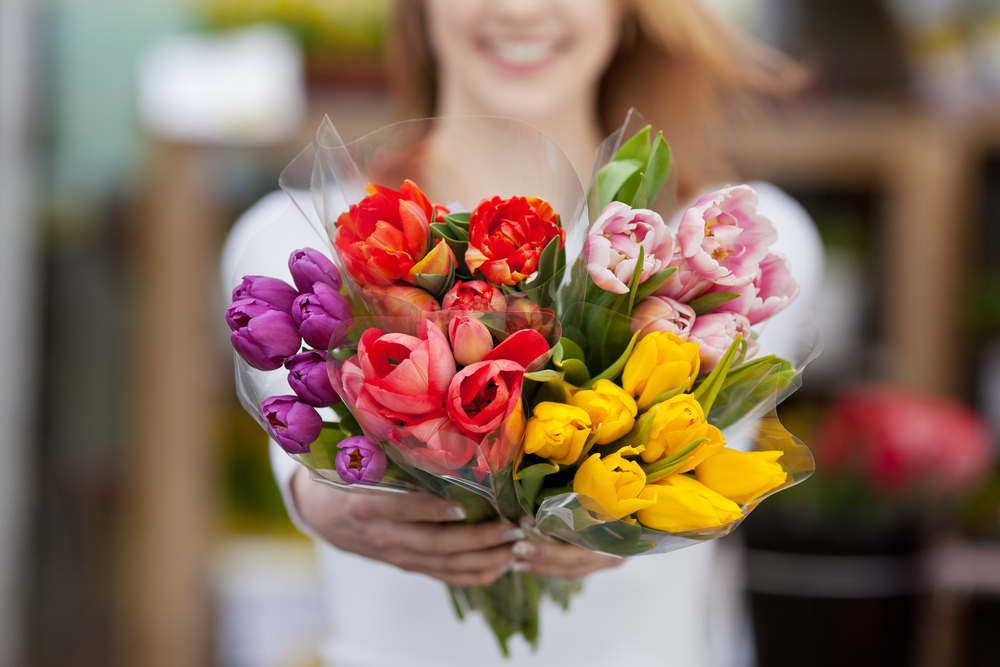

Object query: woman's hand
[512,539,624,579]
[291,467,624,585]
[291,466,524,587]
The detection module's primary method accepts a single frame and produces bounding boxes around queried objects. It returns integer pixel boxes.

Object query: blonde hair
[386,0,805,201]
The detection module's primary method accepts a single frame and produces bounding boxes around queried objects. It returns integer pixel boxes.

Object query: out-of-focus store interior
[5,0,1000,666]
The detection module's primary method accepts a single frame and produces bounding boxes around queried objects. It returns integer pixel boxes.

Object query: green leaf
[629,173,649,209]
[608,405,659,451]
[644,132,672,204]
[626,245,645,316]
[533,377,568,405]
[586,331,640,388]
[596,159,642,210]
[632,266,677,304]
[523,234,561,291]
[638,385,686,414]
[443,211,471,228]
[445,220,469,241]
[561,359,591,386]
[642,438,710,484]
[559,337,586,362]
[330,346,356,362]
[688,291,741,316]
[411,268,454,301]
[613,125,652,164]
[430,221,460,242]
[523,369,564,383]
[517,460,560,480]
[692,334,742,414]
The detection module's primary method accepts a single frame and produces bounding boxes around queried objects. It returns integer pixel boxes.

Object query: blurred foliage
[967,271,1000,333]
[199,0,387,58]
[961,467,1000,540]
[221,400,298,534]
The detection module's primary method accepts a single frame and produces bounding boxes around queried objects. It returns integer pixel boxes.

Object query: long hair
[386,0,805,201]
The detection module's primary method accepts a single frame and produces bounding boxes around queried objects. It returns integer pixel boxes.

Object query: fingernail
[512,540,536,557]
[508,560,531,573]
[445,506,466,520]
[500,528,526,542]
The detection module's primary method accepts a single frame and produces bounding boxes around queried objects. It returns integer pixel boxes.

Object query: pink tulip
[449,316,495,366]
[389,412,480,471]
[339,320,456,425]
[688,312,759,372]
[706,281,756,318]
[656,253,712,303]
[585,202,675,295]
[631,296,696,340]
[747,251,800,325]
[677,185,777,287]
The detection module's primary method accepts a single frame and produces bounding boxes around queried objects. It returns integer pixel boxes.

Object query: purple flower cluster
[226,248,351,455]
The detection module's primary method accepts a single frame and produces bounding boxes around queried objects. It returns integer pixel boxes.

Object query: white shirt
[222,183,823,667]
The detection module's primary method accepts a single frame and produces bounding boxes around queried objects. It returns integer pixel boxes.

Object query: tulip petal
[486,329,550,369]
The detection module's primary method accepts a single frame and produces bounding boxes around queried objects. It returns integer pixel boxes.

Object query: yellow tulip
[695,448,787,505]
[622,331,701,409]
[642,395,706,463]
[637,474,743,532]
[672,424,726,474]
[569,379,638,444]
[573,446,656,519]
[523,402,592,465]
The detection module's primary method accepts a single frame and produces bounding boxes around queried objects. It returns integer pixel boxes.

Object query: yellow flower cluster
[521,331,788,532]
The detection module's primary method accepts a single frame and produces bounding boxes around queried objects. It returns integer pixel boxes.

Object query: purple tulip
[285,350,341,407]
[292,282,352,350]
[260,395,323,454]
[335,436,387,484]
[288,247,342,294]
[227,298,302,371]
[231,275,299,314]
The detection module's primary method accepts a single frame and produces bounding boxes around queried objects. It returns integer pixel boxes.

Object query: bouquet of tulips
[226,112,820,654]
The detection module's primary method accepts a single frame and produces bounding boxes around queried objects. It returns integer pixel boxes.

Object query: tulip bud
[631,296,696,340]
[523,402,593,465]
[292,282,352,350]
[695,448,787,505]
[442,280,506,314]
[448,316,494,366]
[363,284,441,323]
[335,436,387,484]
[504,298,556,338]
[405,240,456,283]
[285,350,341,407]
[688,312,759,373]
[232,275,299,314]
[622,331,701,409]
[288,247,342,294]
[227,298,302,371]
[573,446,656,519]
[569,379,638,444]
[637,474,743,532]
[260,395,323,454]
[644,394,706,463]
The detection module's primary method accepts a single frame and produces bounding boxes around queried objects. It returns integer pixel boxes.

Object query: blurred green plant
[199,0,387,59]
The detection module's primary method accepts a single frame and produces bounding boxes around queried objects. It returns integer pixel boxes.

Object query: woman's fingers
[341,491,469,524]
[361,519,525,555]
[512,540,623,578]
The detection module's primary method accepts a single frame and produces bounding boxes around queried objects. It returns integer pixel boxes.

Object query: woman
[224,1,823,664]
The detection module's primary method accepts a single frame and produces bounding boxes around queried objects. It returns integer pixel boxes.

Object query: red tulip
[389,412,480,471]
[441,280,506,314]
[334,180,434,286]
[446,358,526,435]
[464,196,564,286]
[484,328,551,370]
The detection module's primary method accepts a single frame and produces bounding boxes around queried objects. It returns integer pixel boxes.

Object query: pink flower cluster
[339,319,550,476]
[586,185,800,371]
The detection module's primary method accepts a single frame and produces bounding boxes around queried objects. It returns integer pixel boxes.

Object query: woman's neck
[435,85,605,183]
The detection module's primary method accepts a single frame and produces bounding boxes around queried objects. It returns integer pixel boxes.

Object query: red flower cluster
[465,196,564,286]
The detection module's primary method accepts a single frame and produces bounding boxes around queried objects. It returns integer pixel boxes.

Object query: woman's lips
[481,37,563,74]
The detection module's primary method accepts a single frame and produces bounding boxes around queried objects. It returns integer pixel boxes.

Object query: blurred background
[4,0,1000,666]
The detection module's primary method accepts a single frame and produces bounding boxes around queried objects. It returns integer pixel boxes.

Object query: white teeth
[489,39,556,65]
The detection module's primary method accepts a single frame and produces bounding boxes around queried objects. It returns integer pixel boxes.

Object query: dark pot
[741,507,927,667]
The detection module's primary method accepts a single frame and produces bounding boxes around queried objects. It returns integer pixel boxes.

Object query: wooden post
[119,142,218,667]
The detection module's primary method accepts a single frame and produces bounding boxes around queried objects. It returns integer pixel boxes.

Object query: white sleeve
[221,189,315,536]
[748,181,824,363]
